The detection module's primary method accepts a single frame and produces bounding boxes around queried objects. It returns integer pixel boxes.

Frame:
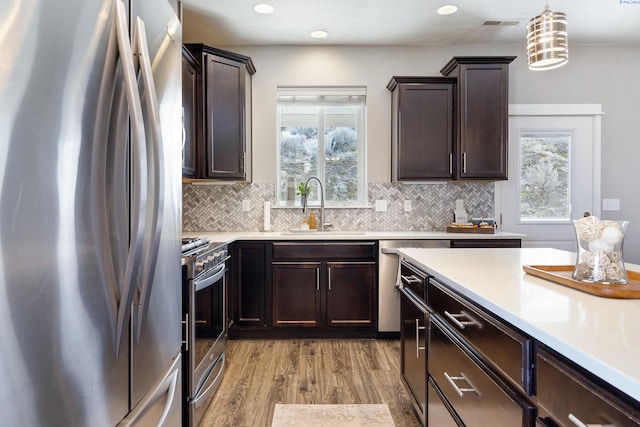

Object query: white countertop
[182,230,524,243]
[396,247,640,403]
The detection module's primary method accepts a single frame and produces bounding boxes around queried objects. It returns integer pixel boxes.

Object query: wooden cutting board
[446,226,496,234]
[523,265,640,299]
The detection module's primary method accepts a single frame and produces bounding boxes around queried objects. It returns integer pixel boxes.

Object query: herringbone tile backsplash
[183,182,494,232]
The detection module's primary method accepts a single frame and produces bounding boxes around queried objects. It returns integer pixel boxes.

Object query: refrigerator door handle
[117,354,181,427]
[113,0,149,357]
[131,15,165,342]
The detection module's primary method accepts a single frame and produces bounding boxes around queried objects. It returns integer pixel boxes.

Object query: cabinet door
[400,288,429,425]
[393,82,454,181]
[326,262,376,327]
[181,48,197,177]
[456,63,509,179]
[204,54,246,179]
[232,243,267,327]
[272,262,322,327]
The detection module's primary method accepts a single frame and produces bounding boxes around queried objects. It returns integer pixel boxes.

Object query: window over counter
[275,87,367,208]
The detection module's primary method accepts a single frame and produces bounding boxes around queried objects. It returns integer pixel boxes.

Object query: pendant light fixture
[526,2,568,71]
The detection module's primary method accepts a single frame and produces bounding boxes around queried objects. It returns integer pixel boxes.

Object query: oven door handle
[194,263,225,292]
[193,353,226,408]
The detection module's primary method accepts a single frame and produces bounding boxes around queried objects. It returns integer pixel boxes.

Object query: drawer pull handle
[444,372,479,398]
[568,413,612,427]
[444,310,480,330]
[415,319,426,358]
[401,274,422,285]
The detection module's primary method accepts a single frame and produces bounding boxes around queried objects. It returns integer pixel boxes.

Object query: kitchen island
[397,247,640,425]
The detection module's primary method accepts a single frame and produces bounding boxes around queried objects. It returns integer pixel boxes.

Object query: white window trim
[495,104,604,223]
[275,86,368,208]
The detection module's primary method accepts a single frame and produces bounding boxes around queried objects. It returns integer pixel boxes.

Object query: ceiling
[183,0,640,46]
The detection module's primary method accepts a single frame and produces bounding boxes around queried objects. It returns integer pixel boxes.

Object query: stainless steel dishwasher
[378,240,450,333]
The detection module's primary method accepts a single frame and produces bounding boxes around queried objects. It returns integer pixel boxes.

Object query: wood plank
[199,339,422,427]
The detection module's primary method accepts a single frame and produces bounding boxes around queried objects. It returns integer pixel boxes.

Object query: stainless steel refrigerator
[0,0,183,425]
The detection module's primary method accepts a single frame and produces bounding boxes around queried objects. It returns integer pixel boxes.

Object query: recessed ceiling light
[253,3,274,14]
[437,4,458,15]
[310,30,329,39]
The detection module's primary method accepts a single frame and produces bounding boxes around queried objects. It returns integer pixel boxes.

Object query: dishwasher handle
[381,247,400,255]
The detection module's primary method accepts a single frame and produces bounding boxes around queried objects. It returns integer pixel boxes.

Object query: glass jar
[572,217,629,284]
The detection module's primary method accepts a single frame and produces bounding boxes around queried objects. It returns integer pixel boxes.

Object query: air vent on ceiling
[483,19,522,26]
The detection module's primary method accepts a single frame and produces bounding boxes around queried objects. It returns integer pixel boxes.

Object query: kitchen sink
[281,230,367,235]
[318,231,367,235]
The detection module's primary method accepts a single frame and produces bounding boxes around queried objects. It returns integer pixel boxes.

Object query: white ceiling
[183,0,640,46]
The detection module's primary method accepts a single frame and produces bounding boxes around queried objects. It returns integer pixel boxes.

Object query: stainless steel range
[181,237,229,426]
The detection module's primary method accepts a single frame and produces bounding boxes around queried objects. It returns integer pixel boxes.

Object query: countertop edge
[183,230,526,243]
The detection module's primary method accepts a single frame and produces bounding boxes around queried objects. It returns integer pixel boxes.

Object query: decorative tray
[523,265,640,299]
[446,226,496,234]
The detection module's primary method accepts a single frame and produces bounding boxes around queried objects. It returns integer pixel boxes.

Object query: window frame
[516,128,574,224]
[275,86,368,208]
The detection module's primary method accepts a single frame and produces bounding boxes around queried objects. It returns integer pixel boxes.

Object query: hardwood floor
[199,339,422,427]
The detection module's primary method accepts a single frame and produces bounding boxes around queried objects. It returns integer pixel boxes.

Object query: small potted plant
[296,181,311,198]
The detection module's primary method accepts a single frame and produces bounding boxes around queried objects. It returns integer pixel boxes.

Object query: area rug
[271,404,395,427]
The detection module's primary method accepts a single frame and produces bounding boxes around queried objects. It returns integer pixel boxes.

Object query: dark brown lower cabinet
[400,286,429,425]
[272,262,322,327]
[536,346,640,427]
[429,317,533,426]
[326,262,376,327]
[272,261,377,330]
[229,242,268,331]
[271,242,378,335]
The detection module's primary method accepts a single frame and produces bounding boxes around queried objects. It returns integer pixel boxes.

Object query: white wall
[182,40,640,263]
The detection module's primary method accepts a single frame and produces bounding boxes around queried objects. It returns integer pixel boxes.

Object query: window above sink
[275,86,368,208]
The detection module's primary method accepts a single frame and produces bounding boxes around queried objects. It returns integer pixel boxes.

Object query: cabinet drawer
[428,376,461,427]
[400,260,427,302]
[429,318,532,427]
[537,348,640,427]
[272,242,377,261]
[429,278,531,394]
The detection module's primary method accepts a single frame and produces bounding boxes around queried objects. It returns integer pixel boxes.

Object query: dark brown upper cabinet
[441,56,516,180]
[181,46,197,177]
[184,44,256,181]
[387,77,456,181]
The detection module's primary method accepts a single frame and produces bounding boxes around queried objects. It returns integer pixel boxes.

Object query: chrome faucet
[301,176,331,232]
